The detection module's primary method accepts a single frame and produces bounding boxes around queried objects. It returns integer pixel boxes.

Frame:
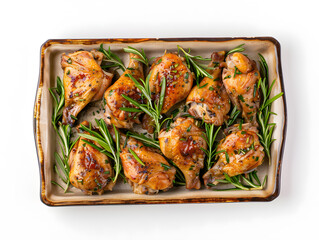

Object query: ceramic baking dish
[34,37,286,206]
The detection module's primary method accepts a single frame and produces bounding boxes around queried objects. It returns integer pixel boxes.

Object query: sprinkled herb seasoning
[238,95,245,102]
[184,72,189,81]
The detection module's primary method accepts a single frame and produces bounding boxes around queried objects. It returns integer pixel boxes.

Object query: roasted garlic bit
[104,53,144,129]
[186,51,230,125]
[222,52,260,125]
[148,53,193,114]
[62,50,113,126]
[68,121,115,195]
[159,117,207,189]
[203,123,264,187]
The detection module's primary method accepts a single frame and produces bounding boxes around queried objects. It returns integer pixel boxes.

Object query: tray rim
[33,37,287,206]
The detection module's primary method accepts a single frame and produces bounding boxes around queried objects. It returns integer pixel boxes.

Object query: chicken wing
[186,51,230,125]
[148,53,193,114]
[203,123,264,187]
[104,53,144,129]
[222,52,260,125]
[158,117,207,189]
[68,121,115,195]
[62,50,113,125]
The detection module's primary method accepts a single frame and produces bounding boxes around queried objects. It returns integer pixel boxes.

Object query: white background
[1,0,317,239]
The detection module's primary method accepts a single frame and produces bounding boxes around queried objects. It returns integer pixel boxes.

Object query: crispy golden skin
[108,127,176,194]
[104,53,144,129]
[158,117,207,189]
[222,52,260,125]
[186,51,230,125]
[62,50,113,125]
[203,123,264,187]
[148,53,193,114]
[121,137,176,194]
[68,121,115,195]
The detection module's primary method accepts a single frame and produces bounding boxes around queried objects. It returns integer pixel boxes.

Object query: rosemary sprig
[49,76,64,130]
[128,149,145,166]
[201,123,221,170]
[127,131,160,149]
[166,159,186,186]
[257,54,284,158]
[226,44,245,56]
[53,124,79,192]
[49,78,78,192]
[209,171,267,191]
[123,46,151,66]
[99,44,126,71]
[121,72,166,136]
[78,119,121,182]
[177,45,212,85]
[226,105,241,127]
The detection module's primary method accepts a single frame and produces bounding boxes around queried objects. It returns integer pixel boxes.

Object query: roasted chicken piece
[186,51,230,125]
[108,128,176,194]
[148,53,193,114]
[158,117,207,189]
[62,50,113,125]
[68,121,115,195]
[222,52,260,125]
[104,53,144,128]
[203,123,264,187]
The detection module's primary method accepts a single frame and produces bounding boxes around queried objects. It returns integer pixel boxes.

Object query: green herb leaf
[123,46,150,66]
[177,45,212,85]
[128,148,145,166]
[160,163,171,171]
[257,54,284,160]
[226,44,245,56]
[99,44,126,71]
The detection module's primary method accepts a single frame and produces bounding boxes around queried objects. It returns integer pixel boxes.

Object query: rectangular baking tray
[34,37,286,206]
